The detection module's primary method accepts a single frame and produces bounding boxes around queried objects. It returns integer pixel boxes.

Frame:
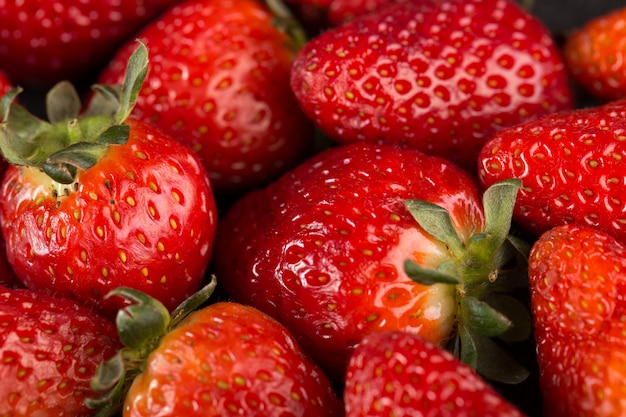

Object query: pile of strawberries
[2,0,626,416]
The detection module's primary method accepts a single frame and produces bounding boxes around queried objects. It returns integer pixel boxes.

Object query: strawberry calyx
[0,40,148,184]
[404,178,532,384]
[87,276,217,417]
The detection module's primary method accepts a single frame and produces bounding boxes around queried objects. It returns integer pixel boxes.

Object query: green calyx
[87,276,217,417]
[404,178,532,384]
[0,40,148,184]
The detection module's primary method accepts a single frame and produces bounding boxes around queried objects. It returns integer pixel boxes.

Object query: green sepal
[404,199,465,259]
[46,81,81,124]
[43,142,110,184]
[83,84,123,117]
[485,294,532,343]
[0,91,50,166]
[404,259,460,285]
[98,124,130,145]
[469,179,521,264]
[457,325,477,369]
[87,351,131,417]
[170,275,217,327]
[461,296,511,337]
[106,287,171,350]
[115,40,149,124]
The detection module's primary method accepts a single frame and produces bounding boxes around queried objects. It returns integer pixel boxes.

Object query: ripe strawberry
[89,282,344,417]
[345,331,525,417]
[97,0,315,195]
[478,98,626,243]
[0,43,218,319]
[0,285,121,417]
[0,0,180,89]
[528,224,626,416]
[563,5,626,102]
[290,0,573,173]
[286,0,406,27]
[212,141,531,383]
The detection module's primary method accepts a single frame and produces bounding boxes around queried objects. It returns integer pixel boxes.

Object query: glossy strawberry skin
[345,331,525,417]
[0,118,218,319]
[290,0,573,173]
[123,301,343,417]
[528,224,626,416]
[563,6,626,101]
[212,142,486,381]
[97,0,314,194]
[0,0,180,89]
[478,99,626,242]
[0,285,121,417]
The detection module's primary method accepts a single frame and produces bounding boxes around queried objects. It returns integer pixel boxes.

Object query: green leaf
[42,142,110,183]
[0,90,51,166]
[46,81,81,124]
[404,259,460,285]
[473,333,529,384]
[106,287,171,350]
[1,86,22,122]
[170,276,217,328]
[83,84,122,117]
[404,199,465,259]
[87,351,129,417]
[115,40,149,124]
[98,124,130,145]
[484,294,532,343]
[90,351,126,393]
[458,325,477,369]
[41,162,77,184]
[477,179,521,255]
[461,296,511,337]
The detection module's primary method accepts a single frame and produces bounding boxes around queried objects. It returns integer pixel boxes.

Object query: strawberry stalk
[88,276,218,417]
[404,178,531,384]
[0,40,148,184]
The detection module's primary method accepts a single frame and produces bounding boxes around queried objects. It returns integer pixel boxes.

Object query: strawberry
[563,5,626,102]
[0,285,121,417]
[0,0,180,89]
[89,281,344,417]
[0,42,218,319]
[528,224,626,417]
[289,0,573,174]
[344,331,525,417]
[285,0,407,27]
[478,98,626,243]
[212,141,531,383]
[96,0,314,195]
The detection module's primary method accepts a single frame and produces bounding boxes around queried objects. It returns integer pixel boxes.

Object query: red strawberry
[563,5,626,102]
[0,0,180,89]
[290,0,573,173]
[528,224,626,417]
[0,43,218,319]
[212,141,531,383]
[0,285,121,417]
[97,0,314,195]
[89,282,344,417]
[345,331,525,417]
[478,98,626,242]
